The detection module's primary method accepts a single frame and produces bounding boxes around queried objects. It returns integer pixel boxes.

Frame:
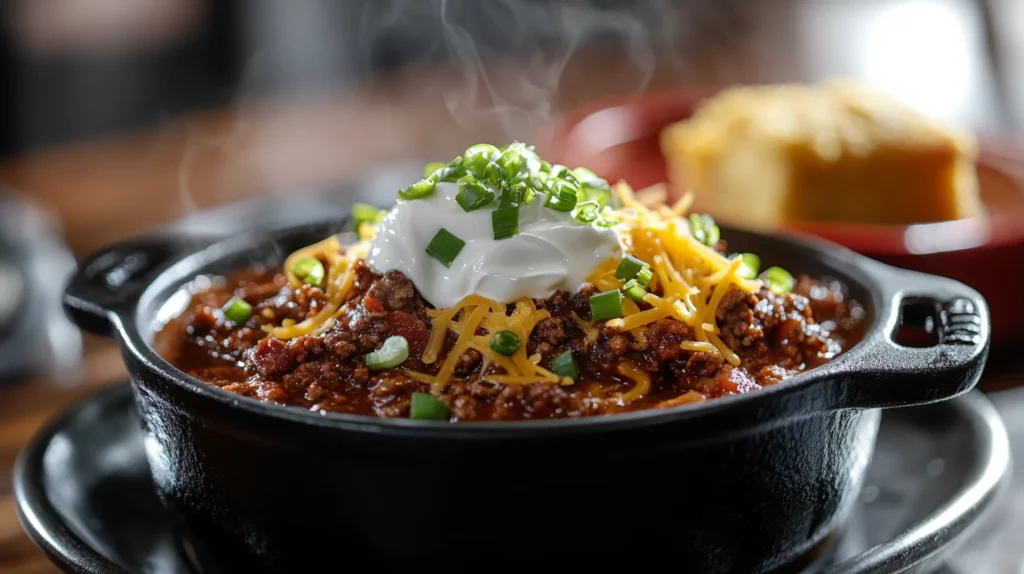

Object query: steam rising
[438,0,656,138]
[350,0,722,141]
[176,0,749,206]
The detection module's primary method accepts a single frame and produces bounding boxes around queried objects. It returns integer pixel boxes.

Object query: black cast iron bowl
[60,220,990,574]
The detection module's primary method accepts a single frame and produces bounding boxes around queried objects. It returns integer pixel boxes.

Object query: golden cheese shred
[283,234,342,288]
[272,180,766,393]
[430,304,489,393]
[618,362,651,403]
[271,247,364,340]
[408,294,565,392]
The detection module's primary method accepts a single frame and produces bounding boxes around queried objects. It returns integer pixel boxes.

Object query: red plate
[535,88,1024,345]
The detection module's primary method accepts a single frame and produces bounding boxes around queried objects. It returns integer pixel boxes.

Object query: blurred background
[2,0,1024,572]
[1,0,1020,154]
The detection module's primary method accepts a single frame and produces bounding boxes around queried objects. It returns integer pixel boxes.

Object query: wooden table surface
[3,2,1024,571]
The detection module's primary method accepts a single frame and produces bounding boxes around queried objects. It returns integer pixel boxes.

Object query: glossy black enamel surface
[14,384,1009,574]
[57,218,991,573]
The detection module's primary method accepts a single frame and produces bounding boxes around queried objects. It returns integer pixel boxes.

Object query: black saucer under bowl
[14,383,1011,574]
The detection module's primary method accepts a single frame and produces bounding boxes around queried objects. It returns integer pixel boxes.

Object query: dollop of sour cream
[367,182,623,308]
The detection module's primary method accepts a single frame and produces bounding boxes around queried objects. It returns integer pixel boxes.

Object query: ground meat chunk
[606,334,630,355]
[535,285,597,319]
[756,365,791,387]
[534,318,568,346]
[370,375,428,417]
[587,328,632,371]
[716,290,764,350]
[158,263,864,421]
[291,285,326,314]
[247,338,295,378]
[685,351,725,378]
[644,319,696,363]
[364,270,427,320]
[485,383,609,420]
[323,329,358,360]
[454,349,482,376]
[287,335,326,363]
[347,311,389,354]
[720,366,760,394]
[445,380,506,420]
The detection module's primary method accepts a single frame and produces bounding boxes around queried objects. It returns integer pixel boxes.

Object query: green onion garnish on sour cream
[400,142,618,249]
[368,143,625,310]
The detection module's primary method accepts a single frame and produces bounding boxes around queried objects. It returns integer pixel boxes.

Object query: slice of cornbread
[660,80,983,228]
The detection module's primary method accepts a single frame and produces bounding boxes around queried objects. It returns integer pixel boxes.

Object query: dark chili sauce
[153,256,865,422]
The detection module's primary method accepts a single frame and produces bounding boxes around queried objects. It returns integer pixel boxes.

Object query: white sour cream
[367,182,623,308]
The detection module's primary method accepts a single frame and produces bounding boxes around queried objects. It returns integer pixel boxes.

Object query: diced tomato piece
[387,311,428,355]
[363,296,384,313]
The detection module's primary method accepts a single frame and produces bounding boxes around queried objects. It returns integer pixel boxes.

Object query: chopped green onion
[529,173,547,190]
[482,161,504,184]
[573,201,600,223]
[489,330,521,356]
[582,186,612,208]
[222,297,252,324]
[464,143,500,176]
[456,181,495,212]
[518,145,544,173]
[548,177,579,193]
[423,162,445,179]
[689,213,720,247]
[497,147,523,177]
[581,177,610,193]
[574,168,612,206]
[503,181,527,205]
[521,185,537,205]
[398,178,436,201]
[573,167,600,182]
[492,204,520,240]
[414,145,615,232]
[291,257,325,287]
[706,223,721,247]
[688,213,704,240]
[636,266,654,287]
[548,164,578,184]
[351,203,385,230]
[425,228,465,267]
[551,351,578,381]
[765,266,796,295]
[615,255,648,280]
[623,279,647,302]
[590,290,624,322]
[430,161,467,183]
[545,181,578,212]
[735,253,761,280]
[549,177,580,196]
[410,392,450,420]
[365,335,410,371]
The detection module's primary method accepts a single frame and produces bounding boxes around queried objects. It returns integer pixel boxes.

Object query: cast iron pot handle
[835,263,990,409]
[63,233,214,338]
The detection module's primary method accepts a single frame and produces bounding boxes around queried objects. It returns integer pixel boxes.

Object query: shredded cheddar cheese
[581,184,762,366]
[273,181,764,399]
[617,362,651,403]
[269,239,370,340]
